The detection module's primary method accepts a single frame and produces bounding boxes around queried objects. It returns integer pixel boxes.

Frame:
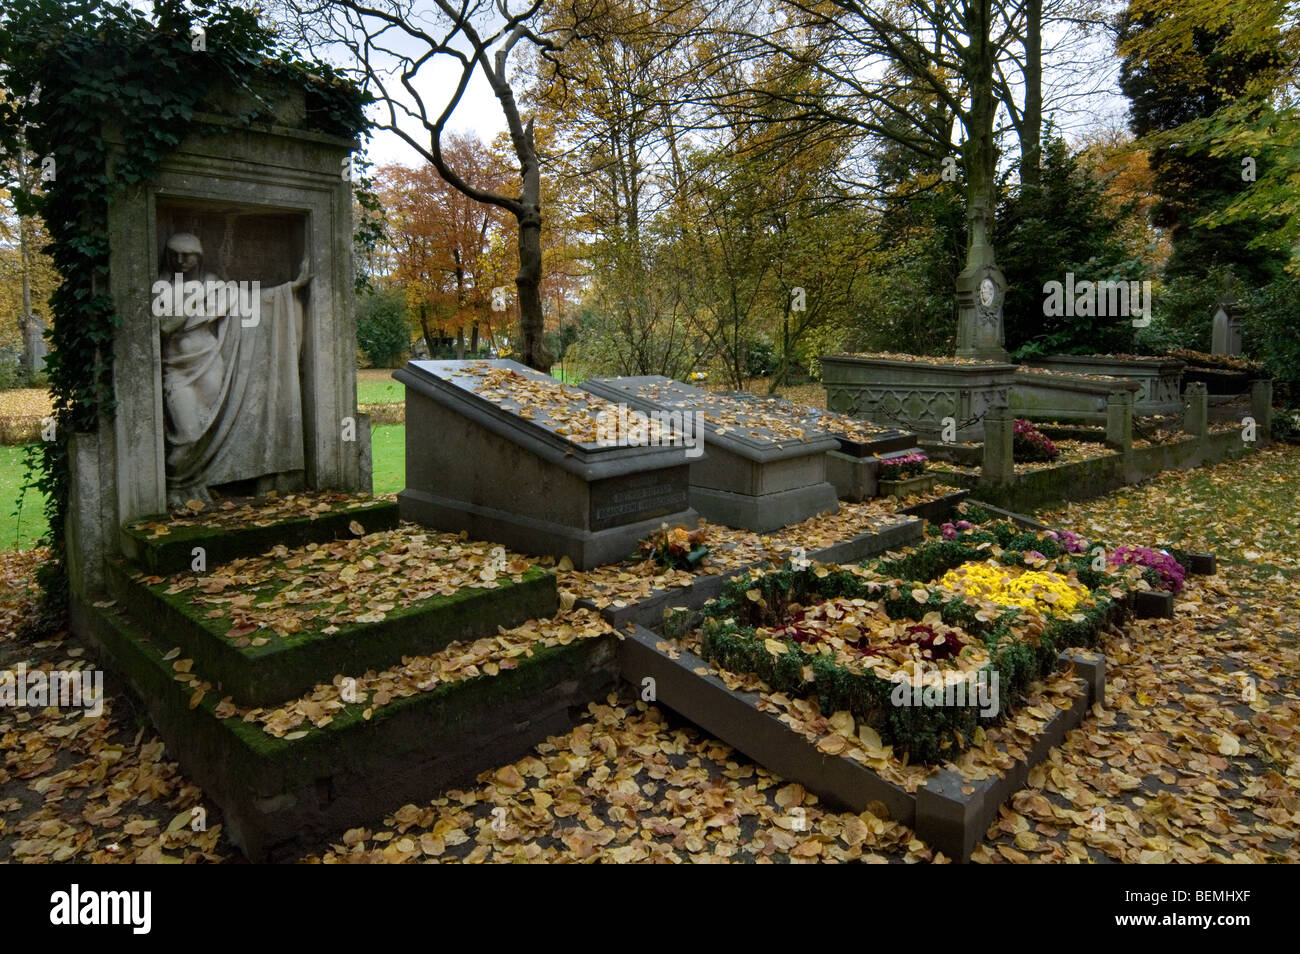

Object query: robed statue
[155,232,310,506]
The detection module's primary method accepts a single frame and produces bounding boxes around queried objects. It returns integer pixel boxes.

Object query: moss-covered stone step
[106,559,558,708]
[79,598,619,862]
[120,498,400,575]
[899,488,969,523]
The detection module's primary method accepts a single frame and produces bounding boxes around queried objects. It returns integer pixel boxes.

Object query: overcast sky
[361,21,1131,175]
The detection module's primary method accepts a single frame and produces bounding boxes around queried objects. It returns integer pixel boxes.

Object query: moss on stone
[107,560,558,707]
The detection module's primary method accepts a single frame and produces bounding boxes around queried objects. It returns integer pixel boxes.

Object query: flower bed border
[575,516,924,630]
[619,621,1104,863]
[693,562,1119,764]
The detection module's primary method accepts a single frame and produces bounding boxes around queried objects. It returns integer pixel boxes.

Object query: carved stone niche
[67,83,369,608]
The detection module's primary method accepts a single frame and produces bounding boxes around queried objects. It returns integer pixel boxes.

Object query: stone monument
[954,195,1009,362]
[397,360,700,569]
[155,231,311,506]
[18,313,48,377]
[67,82,370,606]
[1211,301,1243,356]
[581,375,840,531]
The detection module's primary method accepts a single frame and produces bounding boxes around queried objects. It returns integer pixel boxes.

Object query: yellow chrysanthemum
[937,563,1088,615]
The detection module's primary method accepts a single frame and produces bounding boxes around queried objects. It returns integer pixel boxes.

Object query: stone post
[1251,379,1273,446]
[1183,382,1208,438]
[982,402,1014,486]
[1105,391,1133,453]
[19,314,48,378]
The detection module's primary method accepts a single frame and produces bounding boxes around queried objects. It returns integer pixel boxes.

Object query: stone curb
[576,517,924,631]
[619,623,1106,863]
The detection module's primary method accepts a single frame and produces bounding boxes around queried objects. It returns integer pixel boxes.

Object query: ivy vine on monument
[0,0,371,627]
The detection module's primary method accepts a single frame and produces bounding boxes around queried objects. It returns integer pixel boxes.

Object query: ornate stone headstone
[67,82,370,600]
[1211,301,1243,356]
[820,354,1018,441]
[955,196,1009,362]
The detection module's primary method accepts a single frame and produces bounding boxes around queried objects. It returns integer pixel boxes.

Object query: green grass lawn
[551,366,584,384]
[357,370,404,405]
[1,443,48,550]
[371,424,404,495]
[0,428,406,553]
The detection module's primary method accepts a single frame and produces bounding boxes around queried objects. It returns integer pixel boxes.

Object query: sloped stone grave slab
[1024,355,1185,416]
[106,528,557,707]
[713,391,919,502]
[581,375,840,531]
[1011,367,1141,424]
[120,492,398,574]
[397,361,698,569]
[82,600,617,862]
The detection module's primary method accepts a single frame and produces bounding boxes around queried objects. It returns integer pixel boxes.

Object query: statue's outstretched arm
[291,253,312,291]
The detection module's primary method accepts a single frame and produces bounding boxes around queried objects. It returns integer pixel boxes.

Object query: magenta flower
[1110,545,1186,594]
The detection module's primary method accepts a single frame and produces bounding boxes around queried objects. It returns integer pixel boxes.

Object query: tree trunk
[1021,0,1043,188]
[964,0,999,268]
[452,248,466,359]
[516,122,553,372]
[417,302,436,357]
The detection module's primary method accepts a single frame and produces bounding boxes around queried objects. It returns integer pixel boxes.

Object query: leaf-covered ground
[972,444,1300,863]
[2,445,1298,862]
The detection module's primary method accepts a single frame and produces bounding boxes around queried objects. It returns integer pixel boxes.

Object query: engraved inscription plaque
[589,470,691,532]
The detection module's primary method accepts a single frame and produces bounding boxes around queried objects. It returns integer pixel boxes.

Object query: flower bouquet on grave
[1012,419,1059,463]
[879,452,929,481]
[1044,528,1089,554]
[1109,545,1186,594]
[640,524,709,571]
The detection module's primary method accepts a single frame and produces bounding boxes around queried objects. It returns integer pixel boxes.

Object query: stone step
[79,600,618,862]
[898,488,970,523]
[106,556,557,709]
[120,497,400,575]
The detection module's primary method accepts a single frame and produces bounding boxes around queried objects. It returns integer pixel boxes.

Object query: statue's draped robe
[163,281,304,505]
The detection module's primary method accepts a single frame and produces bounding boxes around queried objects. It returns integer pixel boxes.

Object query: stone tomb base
[820,354,1020,442]
[823,434,922,502]
[397,361,699,569]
